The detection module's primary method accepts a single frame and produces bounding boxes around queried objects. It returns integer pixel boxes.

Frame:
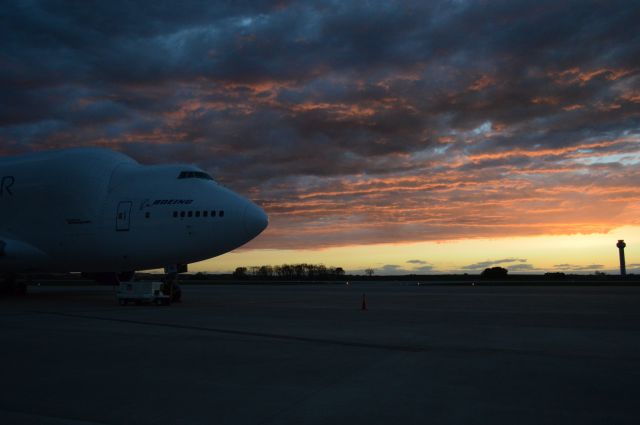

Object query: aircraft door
[116,201,132,231]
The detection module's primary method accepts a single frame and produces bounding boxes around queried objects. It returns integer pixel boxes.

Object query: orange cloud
[549,67,636,85]
[532,96,560,105]
[246,133,640,250]
[621,91,640,103]
[562,104,583,111]
[290,102,376,119]
[468,75,494,91]
[466,137,636,162]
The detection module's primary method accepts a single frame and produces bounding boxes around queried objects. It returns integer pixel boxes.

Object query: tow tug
[117,281,171,306]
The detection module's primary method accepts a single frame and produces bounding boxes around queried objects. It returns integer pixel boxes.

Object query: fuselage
[0,148,268,273]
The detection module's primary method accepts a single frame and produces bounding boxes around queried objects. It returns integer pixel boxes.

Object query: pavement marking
[31,310,640,361]
[33,310,426,352]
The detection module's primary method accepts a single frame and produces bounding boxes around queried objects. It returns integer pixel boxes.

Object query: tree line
[233,264,346,280]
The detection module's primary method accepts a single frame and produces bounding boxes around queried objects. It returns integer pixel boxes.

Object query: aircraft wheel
[170,283,182,302]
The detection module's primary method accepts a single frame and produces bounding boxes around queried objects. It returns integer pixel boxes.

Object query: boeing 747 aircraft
[0,148,268,295]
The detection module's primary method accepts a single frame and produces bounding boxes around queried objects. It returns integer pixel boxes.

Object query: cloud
[508,263,540,272]
[2,1,640,250]
[461,258,528,271]
[379,265,404,275]
[412,265,435,273]
[372,263,435,275]
[553,264,605,271]
[407,259,428,264]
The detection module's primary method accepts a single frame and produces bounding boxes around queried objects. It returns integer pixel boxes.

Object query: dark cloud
[508,264,540,272]
[554,264,605,271]
[1,1,640,249]
[412,265,435,273]
[461,258,527,271]
[379,265,404,275]
[407,259,428,264]
[374,263,436,275]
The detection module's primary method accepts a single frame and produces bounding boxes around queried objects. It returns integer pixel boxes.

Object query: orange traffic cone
[362,293,367,310]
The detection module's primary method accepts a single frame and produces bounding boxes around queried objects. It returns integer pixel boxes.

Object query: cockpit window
[178,171,214,180]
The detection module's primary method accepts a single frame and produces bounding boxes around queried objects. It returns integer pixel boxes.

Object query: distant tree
[233,267,248,279]
[304,263,316,278]
[281,264,294,279]
[316,264,328,278]
[233,263,346,281]
[258,265,274,277]
[274,265,283,278]
[480,266,508,278]
[365,268,375,277]
[293,264,305,279]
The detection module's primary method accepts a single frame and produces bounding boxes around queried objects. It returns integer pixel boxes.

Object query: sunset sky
[1,1,639,274]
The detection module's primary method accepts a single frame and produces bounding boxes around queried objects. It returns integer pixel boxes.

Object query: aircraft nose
[243,202,268,240]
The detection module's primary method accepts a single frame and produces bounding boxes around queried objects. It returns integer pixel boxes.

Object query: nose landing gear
[163,264,186,303]
[162,274,182,302]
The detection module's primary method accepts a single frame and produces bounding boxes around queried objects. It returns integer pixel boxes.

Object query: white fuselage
[0,148,268,273]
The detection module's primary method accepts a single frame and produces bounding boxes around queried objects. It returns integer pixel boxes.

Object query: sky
[1,1,639,274]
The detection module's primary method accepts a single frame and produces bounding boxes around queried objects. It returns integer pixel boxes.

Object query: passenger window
[211,210,216,217]
[195,211,200,217]
[203,211,208,217]
[180,211,185,218]
[145,212,150,219]
[188,211,193,217]
[219,210,224,217]
[173,211,178,218]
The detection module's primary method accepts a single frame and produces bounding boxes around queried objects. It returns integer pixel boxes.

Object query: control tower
[616,240,626,276]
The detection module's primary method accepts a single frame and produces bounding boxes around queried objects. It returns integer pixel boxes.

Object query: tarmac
[2,282,640,424]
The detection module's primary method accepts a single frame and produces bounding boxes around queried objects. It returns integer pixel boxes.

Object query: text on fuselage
[153,199,194,205]
[0,176,14,197]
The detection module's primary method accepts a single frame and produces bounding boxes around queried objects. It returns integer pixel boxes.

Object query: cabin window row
[172,210,225,218]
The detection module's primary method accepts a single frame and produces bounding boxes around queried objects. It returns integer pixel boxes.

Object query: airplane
[0,147,268,297]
